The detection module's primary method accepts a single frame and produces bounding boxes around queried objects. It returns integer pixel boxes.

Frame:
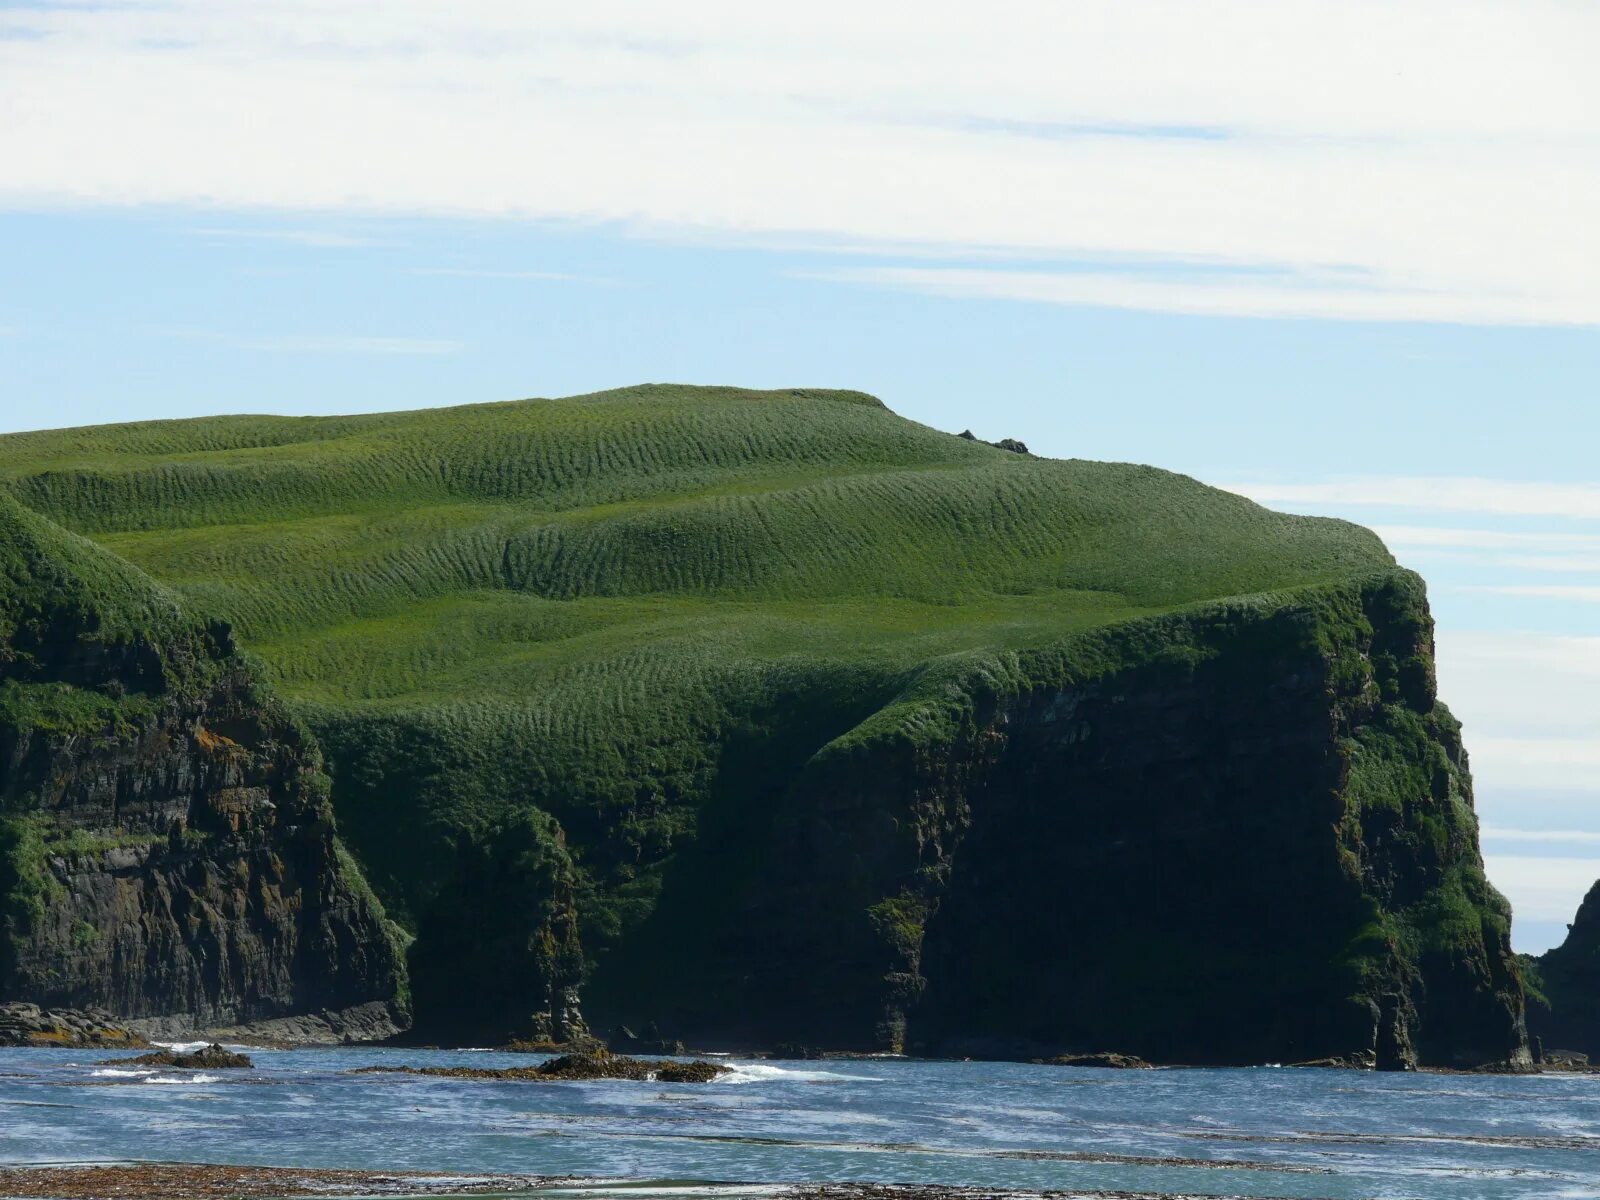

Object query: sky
[1,1,1596,953]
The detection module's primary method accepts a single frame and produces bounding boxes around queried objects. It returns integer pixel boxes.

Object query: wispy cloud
[805,266,1597,328]
[1374,525,1600,553]
[1482,826,1600,846]
[169,330,461,355]
[1222,477,1600,519]
[1469,585,1600,603]
[187,227,383,248]
[1435,630,1600,747]
[1472,736,1600,782]
[1482,855,1600,924]
[0,2,1595,326]
[407,267,616,285]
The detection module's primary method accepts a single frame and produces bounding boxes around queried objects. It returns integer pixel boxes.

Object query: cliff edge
[0,493,409,1039]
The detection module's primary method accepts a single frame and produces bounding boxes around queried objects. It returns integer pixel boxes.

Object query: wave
[719,1062,882,1085]
[90,1068,155,1079]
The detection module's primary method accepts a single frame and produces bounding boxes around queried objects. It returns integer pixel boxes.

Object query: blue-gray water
[1,1044,1597,1198]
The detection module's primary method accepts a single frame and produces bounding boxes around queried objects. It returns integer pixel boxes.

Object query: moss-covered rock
[0,493,409,1037]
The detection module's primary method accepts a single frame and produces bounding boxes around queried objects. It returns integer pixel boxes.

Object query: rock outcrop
[0,1001,148,1047]
[585,574,1528,1070]
[113,1042,253,1069]
[355,1050,728,1083]
[1524,881,1600,1057]
[0,494,409,1038]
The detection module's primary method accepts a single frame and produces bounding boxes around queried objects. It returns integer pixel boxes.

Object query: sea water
[0,1045,1596,1198]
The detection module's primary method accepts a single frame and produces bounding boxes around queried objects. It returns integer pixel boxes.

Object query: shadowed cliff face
[0,496,409,1036]
[585,576,1526,1069]
[1526,882,1600,1057]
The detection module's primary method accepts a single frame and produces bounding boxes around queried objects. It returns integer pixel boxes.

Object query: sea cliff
[0,494,408,1040]
[0,386,1529,1064]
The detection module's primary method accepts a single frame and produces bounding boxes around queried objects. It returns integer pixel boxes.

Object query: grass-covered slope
[0,384,1519,1061]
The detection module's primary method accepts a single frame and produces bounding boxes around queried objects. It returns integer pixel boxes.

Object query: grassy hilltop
[4,383,1480,1052]
[0,383,1388,694]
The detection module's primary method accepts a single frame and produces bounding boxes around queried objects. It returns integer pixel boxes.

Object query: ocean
[0,1045,1595,1198]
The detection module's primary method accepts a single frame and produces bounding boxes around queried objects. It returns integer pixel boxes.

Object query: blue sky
[2,1,1597,951]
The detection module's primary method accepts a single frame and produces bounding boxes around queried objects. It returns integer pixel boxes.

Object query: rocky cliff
[0,494,409,1039]
[1524,882,1600,1058]
[582,573,1527,1069]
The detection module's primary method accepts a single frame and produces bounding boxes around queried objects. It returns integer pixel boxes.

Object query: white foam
[90,1068,155,1079]
[152,1040,211,1054]
[144,1073,222,1085]
[719,1062,881,1084]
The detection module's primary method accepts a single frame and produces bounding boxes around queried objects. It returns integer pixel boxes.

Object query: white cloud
[170,331,461,355]
[1470,585,1600,602]
[1481,826,1600,846]
[0,1,1596,325]
[407,268,615,285]
[1482,854,1600,924]
[187,227,381,248]
[1436,630,1600,747]
[1496,555,1600,574]
[1470,737,1600,791]
[807,266,1596,327]
[1222,477,1600,519]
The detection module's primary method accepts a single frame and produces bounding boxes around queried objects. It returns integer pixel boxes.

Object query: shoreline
[0,1164,1315,1200]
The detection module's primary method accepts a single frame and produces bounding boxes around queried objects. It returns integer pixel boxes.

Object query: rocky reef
[112,1042,253,1069]
[355,1050,728,1083]
[0,494,409,1039]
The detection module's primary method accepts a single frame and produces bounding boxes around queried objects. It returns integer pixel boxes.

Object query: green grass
[0,384,1396,944]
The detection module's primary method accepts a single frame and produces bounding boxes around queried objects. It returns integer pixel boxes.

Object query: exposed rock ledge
[127,1000,405,1047]
[0,1002,148,1048]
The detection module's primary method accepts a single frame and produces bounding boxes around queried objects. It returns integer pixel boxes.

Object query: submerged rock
[110,1042,252,1069]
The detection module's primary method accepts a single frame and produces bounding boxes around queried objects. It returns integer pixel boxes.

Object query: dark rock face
[406,810,586,1046]
[0,660,409,1034]
[0,498,409,1037]
[1526,881,1600,1056]
[591,576,1526,1069]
